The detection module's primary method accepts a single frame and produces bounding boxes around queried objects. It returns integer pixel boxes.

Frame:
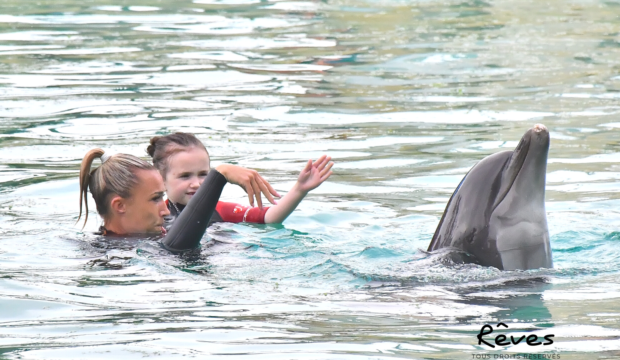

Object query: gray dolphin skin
[427,124,552,270]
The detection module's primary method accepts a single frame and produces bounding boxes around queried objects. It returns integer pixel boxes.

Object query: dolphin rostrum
[427,124,552,270]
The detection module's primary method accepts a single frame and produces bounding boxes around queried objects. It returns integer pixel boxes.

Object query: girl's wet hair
[147,132,208,177]
[77,149,155,228]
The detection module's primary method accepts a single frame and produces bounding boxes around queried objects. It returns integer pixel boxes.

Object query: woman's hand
[215,164,280,208]
[296,155,334,194]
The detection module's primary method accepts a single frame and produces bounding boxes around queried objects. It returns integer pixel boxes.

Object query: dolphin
[427,124,552,270]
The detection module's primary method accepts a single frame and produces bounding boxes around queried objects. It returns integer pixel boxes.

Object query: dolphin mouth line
[491,142,530,212]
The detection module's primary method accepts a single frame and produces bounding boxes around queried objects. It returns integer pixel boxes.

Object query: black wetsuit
[165,198,270,228]
[160,169,227,252]
[165,201,223,228]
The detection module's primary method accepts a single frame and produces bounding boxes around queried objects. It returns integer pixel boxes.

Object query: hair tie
[101,151,115,164]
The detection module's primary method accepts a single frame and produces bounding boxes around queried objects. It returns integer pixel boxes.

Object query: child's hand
[262,155,333,224]
[215,164,281,208]
[296,155,334,194]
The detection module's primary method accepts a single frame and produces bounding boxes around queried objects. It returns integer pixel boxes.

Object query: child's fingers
[319,161,334,178]
[312,155,327,167]
[321,170,333,182]
[303,158,313,172]
[315,156,331,171]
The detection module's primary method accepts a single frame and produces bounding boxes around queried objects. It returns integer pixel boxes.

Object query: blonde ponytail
[77,148,105,228]
[77,149,155,229]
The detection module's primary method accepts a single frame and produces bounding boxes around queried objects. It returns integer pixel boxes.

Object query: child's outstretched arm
[264,155,334,224]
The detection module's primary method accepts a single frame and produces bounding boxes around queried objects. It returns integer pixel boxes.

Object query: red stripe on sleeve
[215,201,269,224]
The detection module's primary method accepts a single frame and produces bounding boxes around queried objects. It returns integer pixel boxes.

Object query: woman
[77,149,279,252]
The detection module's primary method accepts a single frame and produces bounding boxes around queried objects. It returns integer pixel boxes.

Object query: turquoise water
[2,0,620,358]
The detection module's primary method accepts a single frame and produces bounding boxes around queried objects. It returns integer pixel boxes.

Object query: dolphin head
[489,124,551,270]
[428,124,552,270]
[493,124,549,211]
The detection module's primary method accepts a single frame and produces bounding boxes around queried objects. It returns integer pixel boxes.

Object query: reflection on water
[1,0,620,358]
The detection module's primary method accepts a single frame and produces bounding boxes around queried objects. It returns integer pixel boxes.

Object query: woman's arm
[161,169,227,252]
[215,164,280,208]
[264,155,333,224]
[161,165,281,252]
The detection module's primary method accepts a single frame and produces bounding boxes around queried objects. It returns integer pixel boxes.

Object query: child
[147,132,333,225]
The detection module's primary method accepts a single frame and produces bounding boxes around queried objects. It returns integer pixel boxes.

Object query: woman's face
[119,169,170,234]
[164,147,210,206]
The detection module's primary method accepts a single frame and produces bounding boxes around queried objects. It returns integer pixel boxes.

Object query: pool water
[1,0,620,358]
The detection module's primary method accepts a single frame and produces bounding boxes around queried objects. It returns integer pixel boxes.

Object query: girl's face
[164,147,210,205]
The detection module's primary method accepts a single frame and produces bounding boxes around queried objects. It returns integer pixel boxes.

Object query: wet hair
[146,132,209,177]
[77,149,155,228]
